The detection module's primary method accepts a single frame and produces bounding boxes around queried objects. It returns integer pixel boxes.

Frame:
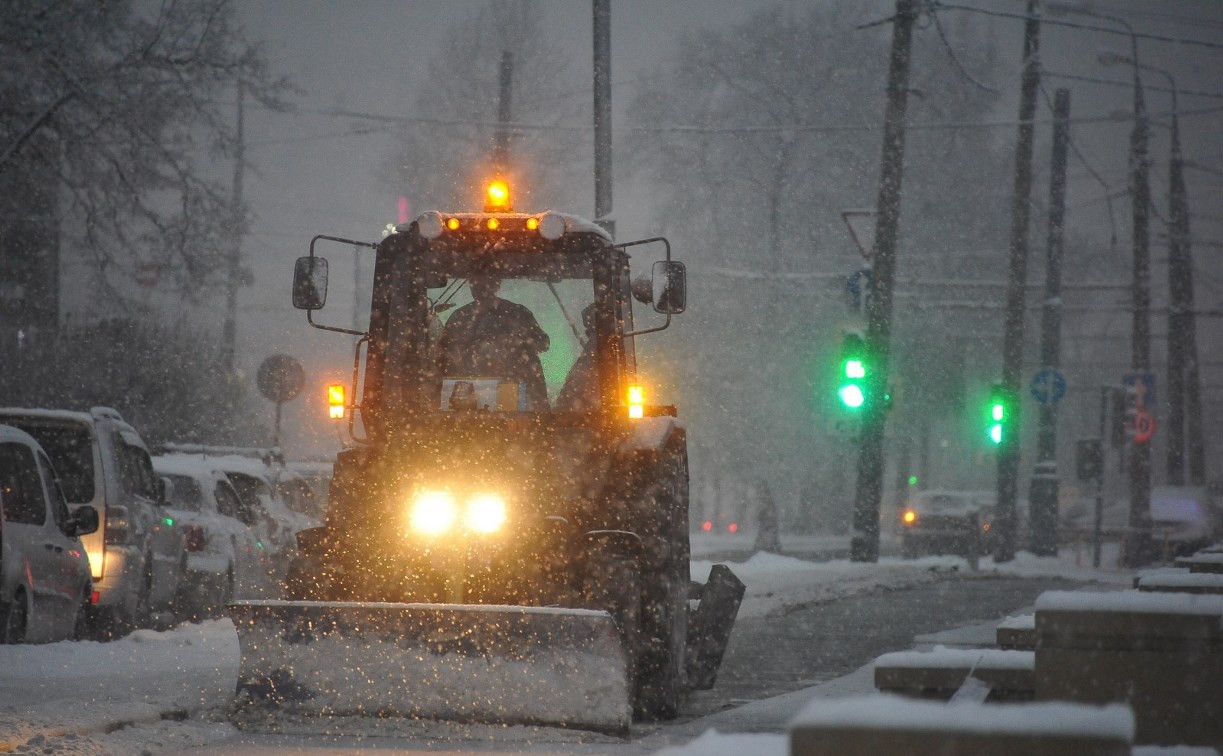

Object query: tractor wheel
[635,451,690,720]
[583,552,642,707]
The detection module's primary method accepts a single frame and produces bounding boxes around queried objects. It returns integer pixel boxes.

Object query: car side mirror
[651,260,686,314]
[293,256,329,310]
[71,505,100,537]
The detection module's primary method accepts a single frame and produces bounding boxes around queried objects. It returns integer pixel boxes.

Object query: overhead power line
[929,2,1223,51]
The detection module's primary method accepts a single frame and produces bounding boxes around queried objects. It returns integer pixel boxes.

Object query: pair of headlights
[409,491,507,536]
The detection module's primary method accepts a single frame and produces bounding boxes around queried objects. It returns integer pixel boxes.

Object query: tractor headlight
[409,490,458,536]
[465,494,507,534]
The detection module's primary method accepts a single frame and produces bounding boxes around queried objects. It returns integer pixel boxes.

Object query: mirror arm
[623,312,671,338]
[613,236,671,262]
[616,236,674,337]
[305,234,377,336]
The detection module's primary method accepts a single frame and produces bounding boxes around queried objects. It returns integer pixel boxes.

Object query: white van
[0,408,185,636]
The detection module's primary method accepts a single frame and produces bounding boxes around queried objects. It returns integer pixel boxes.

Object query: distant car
[899,489,986,560]
[1149,486,1219,557]
[283,460,333,522]
[153,456,266,616]
[1,425,99,643]
[0,408,186,636]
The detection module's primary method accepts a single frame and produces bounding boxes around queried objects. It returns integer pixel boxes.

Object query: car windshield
[164,473,203,512]
[916,494,975,515]
[226,472,272,512]
[425,250,598,412]
[4,420,94,503]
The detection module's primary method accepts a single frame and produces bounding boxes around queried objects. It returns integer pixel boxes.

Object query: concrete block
[873,647,1034,701]
[789,695,1133,756]
[1035,590,1223,747]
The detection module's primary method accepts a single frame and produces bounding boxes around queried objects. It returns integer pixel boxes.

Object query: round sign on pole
[257,355,305,404]
[1133,409,1156,444]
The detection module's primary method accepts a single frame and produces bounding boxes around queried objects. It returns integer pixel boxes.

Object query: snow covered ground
[0,538,1136,754]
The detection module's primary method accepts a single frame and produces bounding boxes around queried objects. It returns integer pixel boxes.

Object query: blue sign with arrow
[1030,369,1067,405]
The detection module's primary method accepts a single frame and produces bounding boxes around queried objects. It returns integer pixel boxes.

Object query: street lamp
[1047,2,1154,566]
[1098,56,1206,487]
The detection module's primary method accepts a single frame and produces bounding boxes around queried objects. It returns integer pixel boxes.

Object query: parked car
[283,460,333,522]
[1,424,98,643]
[153,456,267,617]
[0,408,186,636]
[1150,486,1219,557]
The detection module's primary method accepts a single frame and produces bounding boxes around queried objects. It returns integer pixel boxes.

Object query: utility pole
[851,0,917,563]
[592,0,613,238]
[995,0,1041,563]
[494,51,513,177]
[221,79,245,376]
[1029,88,1070,557]
[1125,51,1154,567]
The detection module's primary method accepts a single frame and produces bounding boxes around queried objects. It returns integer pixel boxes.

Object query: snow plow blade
[228,600,631,733]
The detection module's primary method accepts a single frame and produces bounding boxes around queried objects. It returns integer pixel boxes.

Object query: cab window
[0,442,48,525]
[37,451,73,532]
[116,437,158,499]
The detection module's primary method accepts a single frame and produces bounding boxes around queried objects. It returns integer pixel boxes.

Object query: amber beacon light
[328,384,346,419]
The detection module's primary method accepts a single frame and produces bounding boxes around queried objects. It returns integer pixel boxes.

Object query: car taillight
[183,525,207,552]
[104,505,132,545]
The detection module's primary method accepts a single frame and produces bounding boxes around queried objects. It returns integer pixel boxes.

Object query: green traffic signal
[837,334,868,411]
[987,383,1011,445]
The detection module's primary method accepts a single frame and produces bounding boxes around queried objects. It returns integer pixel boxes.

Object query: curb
[0,703,184,753]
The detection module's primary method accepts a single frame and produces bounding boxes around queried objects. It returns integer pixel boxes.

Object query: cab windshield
[423,249,599,413]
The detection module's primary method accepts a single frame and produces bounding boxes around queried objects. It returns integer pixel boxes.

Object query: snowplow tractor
[231,191,742,731]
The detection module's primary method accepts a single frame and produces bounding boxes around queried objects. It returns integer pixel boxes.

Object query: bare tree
[0,0,293,310]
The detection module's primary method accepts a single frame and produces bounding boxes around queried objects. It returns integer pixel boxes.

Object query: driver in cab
[438,273,550,409]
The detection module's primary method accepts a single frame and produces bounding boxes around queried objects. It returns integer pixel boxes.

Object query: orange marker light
[487,217,501,231]
[328,384,346,419]
[902,509,916,525]
[446,217,461,231]
[485,180,511,211]
[627,384,644,419]
[526,217,540,231]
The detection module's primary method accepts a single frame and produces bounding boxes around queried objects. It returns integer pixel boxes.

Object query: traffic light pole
[994,1,1040,564]
[851,0,916,563]
[1028,88,1070,557]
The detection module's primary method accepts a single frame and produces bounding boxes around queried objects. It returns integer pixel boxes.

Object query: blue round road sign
[1030,369,1067,405]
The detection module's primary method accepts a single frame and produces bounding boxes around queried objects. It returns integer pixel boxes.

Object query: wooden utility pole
[221,79,245,376]
[592,0,613,237]
[994,0,1040,563]
[850,0,917,563]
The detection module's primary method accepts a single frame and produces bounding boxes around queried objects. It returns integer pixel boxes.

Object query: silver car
[0,408,186,636]
[1,425,98,643]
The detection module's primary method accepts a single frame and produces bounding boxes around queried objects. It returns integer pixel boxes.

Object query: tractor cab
[293,181,687,444]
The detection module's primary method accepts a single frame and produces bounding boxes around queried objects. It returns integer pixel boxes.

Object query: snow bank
[791,695,1135,739]
[691,552,966,618]
[651,728,786,756]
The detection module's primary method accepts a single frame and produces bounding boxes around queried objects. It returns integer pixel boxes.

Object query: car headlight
[465,494,507,534]
[410,490,458,536]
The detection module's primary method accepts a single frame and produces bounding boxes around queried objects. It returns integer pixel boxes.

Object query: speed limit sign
[1133,409,1156,444]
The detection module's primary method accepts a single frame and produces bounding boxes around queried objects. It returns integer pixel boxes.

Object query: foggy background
[6,0,1222,534]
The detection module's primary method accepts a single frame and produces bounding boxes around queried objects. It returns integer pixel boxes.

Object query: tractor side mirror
[651,260,686,314]
[293,256,329,310]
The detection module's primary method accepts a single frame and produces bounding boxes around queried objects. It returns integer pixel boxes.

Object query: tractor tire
[583,552,642,707]
[636,448,690,721]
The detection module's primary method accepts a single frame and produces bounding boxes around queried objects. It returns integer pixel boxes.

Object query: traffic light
[986,383,1013,445]
[837,333,869,410]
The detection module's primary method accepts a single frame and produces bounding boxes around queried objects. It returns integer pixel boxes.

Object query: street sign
[1121,372,1156,410]
[1133,409,1156,444]
[845,269,872,313]
[840,209,877,262]
[257,354,305,404]
[1029,369,1067,405]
